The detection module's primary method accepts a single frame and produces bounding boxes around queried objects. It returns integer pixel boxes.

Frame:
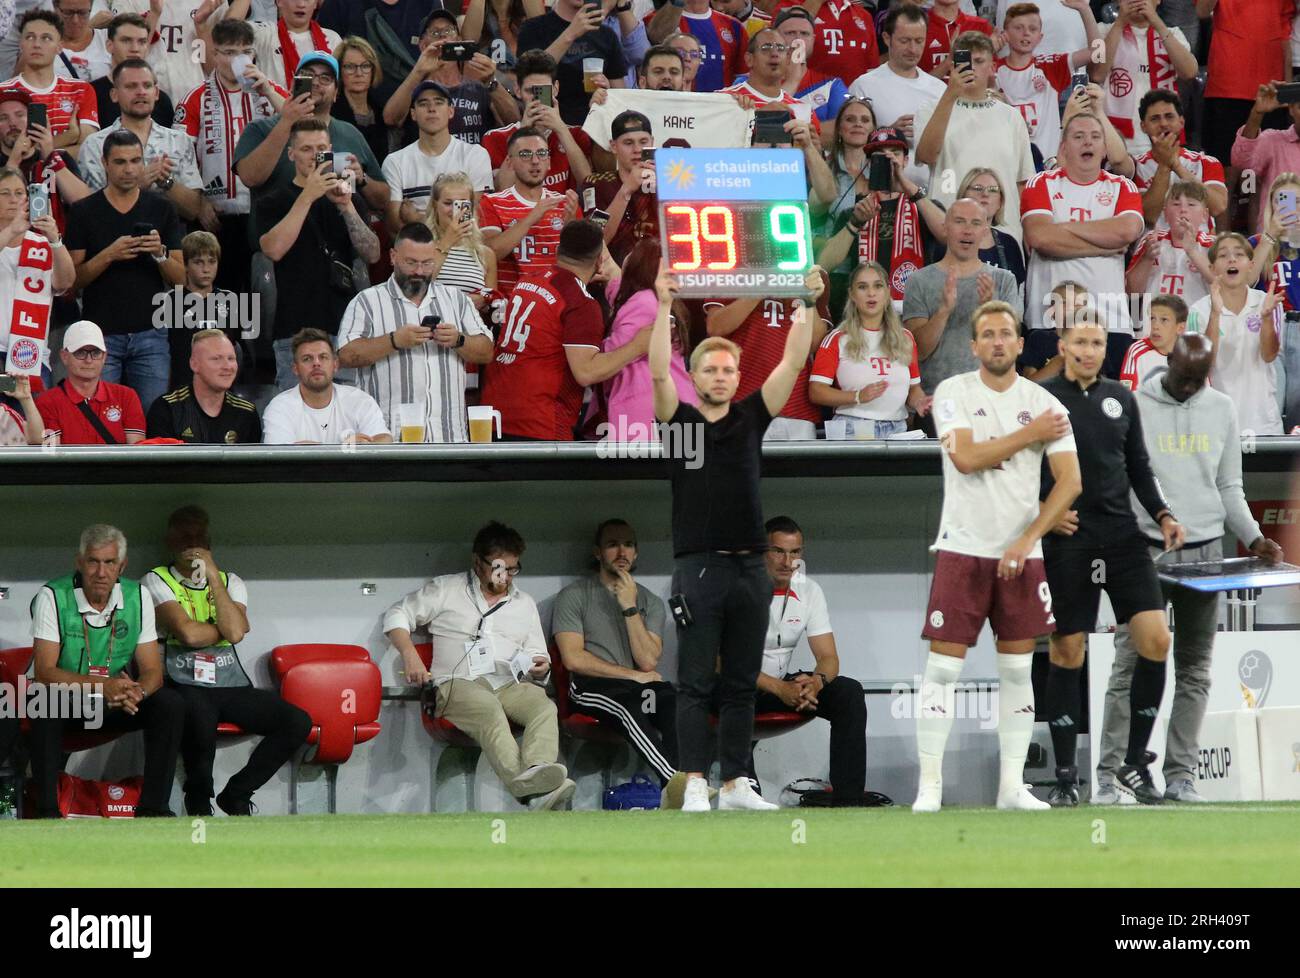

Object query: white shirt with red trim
[108,0,231,101]
[1118,337,1166,392]
[719,80,821,131]
[994,54,1073,161]
[1,73,99,138]
[810,326,919,422]
[250,19,343,90]
[1131,147,1225,232]
[176,75,284,215]
[1128,228,1215,314]
[762,577,832,678]
[1020,167,1145,331]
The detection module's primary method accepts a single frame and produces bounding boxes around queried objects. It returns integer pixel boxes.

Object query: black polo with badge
[146,386,262,444]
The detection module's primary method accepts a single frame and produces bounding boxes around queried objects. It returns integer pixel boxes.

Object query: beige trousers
[436,678,559,797]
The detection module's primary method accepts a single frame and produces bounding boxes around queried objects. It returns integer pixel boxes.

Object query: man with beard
[337,222,493,442]
[261,327,391,444]
[0,87,92,235]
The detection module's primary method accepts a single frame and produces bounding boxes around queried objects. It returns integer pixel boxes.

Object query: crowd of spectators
[1,0,1299,445]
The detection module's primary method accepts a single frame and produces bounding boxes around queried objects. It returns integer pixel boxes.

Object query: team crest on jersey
[853,17,866,30]
[60,99,74,114]
[1017,410,1032,425]
[721,28,734,42]
[1096,189,1114,206]
[174,104,187,123]
[929,610,944,628]
[1032,72,1046,92]
[550,217,564,230]
[891,261,917,295]
[1101,396,1122,419]
[105,406,122,423]
[1246,314,1263,333]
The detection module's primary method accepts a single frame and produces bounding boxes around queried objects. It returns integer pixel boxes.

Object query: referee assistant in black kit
[648,263,825,813]
[1039,317,1186,806]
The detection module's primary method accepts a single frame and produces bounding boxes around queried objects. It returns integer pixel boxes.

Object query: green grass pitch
[2,804,1298,887]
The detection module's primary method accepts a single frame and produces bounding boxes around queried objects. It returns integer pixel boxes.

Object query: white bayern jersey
[994,54,1073,161]
[1021,167,1144,331]
[1127,228,1214,321]
[932,371,1077,560]
[1187,292,1285,436]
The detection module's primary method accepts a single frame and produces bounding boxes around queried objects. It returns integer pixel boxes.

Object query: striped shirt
[436,246,489,297]
[336,276,491,442]
[78,117,203,193]
[478,186,566,294]
[2,73,99,138]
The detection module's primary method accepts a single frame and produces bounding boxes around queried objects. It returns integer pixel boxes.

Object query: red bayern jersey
[3,73,98,137]
[773,0,879,86]
[477,186,567,295]
[702,295,832,423]
[918,8,993,74]
[35,379,144,444]
[1119,337,1166,392]
[481,123,593,194]
[481,266,604,440]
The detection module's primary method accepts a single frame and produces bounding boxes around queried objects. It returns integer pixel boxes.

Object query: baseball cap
[420,8,459,35]
[297,52,339,78]
[0,87,31,107]
[774,6,814,28]
[63,321,106,353]
[412,79,453,104]
[865,126,909,154]
[610,110,652,141]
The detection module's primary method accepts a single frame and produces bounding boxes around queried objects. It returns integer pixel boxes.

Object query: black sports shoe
[215,789,257,816]
[1047,765,1079,807]
[185,793,213,817]
[1116,751,1164,805]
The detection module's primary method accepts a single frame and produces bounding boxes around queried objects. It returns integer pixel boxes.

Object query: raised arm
[650,264,680,423]
[761,268,824,417]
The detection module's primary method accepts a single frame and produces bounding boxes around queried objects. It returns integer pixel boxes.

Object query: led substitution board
[656,148,813,297]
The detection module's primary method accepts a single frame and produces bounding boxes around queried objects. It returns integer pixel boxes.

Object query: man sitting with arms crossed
[552,518,684,805]
[386,521,574,810]
[261,327,392,444]
[28,524,184,818]
[753,515,867,806]
[145,505,311,816]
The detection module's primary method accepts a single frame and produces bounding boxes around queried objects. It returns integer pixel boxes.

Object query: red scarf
[1107,24,1175,139]
[277,16,331,85]
[3,231,57,378]
[857,194,924,302]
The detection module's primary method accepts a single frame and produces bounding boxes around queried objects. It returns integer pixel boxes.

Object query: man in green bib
[30,525,185,818]
[145,506,311,816]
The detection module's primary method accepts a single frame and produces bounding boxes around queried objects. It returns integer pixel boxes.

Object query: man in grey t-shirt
[902,198,1022,395]
[551,519,678,792]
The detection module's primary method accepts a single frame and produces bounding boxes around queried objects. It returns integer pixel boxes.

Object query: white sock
[997,652,1036,796]
[917,651,964,783]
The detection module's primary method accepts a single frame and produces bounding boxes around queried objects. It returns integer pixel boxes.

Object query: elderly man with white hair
[27,524,184,818]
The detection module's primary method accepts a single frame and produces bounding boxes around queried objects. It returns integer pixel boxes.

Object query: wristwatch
[621,606,640,618]
[157,175,176,191]
[486,77,499,92]
[454,333,466,348]
[907,186,926,203]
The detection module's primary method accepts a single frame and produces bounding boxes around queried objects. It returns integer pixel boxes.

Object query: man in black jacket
[1038,317,1186,807]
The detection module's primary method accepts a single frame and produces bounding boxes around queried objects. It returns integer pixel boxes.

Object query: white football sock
[917,651,964,783]
[997,652,1036,796]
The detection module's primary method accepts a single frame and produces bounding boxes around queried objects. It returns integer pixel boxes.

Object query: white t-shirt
[932,371,1077,560]
[1187,292,1284,436]
[810,326,920,422]
[997,0,1086,58]
[261,383,390,444]
[250,19,343,90]
[56,30,112,83]
[381,137,495,215]
[1020,167,1145,331]
[109,0,231,100]
[847,63,945,187]
[915,95,1035,241]
[31,582,158,645]
[762,578,833,679]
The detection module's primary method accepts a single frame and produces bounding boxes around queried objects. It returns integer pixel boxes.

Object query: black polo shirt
[146,386,262,444]
[1039,374,1170,548]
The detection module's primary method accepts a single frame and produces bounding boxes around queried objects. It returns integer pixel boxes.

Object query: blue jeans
[843,417,908,439]
[1279,316,1300,431]
[273,338,295,391]
[102,330,171,415]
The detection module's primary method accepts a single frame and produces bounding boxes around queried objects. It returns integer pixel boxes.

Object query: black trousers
[172,683,312,801]
[673,552,769,781]
[569,676,678,784]
[29,686,185,815]
[0,715,18,772]
[750,673,867,799]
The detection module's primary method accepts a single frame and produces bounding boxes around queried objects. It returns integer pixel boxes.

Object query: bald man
[1094,335,1283,805]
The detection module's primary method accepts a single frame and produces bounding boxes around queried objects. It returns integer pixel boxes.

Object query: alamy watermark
[594,419,705,470]
[0,677,104,728]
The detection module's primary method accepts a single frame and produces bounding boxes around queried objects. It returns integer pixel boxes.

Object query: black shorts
[1042,538,1165,636]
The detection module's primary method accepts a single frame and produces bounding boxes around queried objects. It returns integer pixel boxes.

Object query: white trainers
[996,784,1050,811]
[912,781,942,813]
[681,776,711,812]
[527,778,576,811]
[1164,778,1208,803]
[718,778,778,811]
[510,763,567,798]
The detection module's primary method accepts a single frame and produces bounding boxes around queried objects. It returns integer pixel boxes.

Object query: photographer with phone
[65,129,184,413]
[424,171,498,307]
[0,87,92,235]
[1231,81,1300,235]
[578,109,655,265]
[518,0,628,123]
[382,10,519,147]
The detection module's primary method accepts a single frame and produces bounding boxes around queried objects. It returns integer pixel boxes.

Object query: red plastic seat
[216,723,246,736]
[709,709,814,741]
[0,646,123,751]
[412,642,527,747]
[550,644,627,745]
[269,644,381,764]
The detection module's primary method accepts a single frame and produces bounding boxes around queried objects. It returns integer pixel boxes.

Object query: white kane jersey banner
[583,90,753,151]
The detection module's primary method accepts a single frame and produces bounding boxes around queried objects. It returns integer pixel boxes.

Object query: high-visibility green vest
[38,574,141,676]
[150,565,250,688]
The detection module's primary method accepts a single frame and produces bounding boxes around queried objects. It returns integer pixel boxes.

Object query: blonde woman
[956,167,1026,288]
[809,261,931,438]
[426,172,497,311]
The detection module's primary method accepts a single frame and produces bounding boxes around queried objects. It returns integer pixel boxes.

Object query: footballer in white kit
[914,302,1081,814]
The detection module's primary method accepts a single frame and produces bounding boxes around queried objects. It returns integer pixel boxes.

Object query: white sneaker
[718,778,778,811]
[912,781,942,813]
[1091,780,1119,805]
[1164,778,1208,803]
[527,778,576,811]
[681,776,711,812]
[510,763,566,798]
[996,784,1050,811]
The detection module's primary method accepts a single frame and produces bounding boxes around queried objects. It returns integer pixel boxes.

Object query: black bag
[782,778,893,808]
